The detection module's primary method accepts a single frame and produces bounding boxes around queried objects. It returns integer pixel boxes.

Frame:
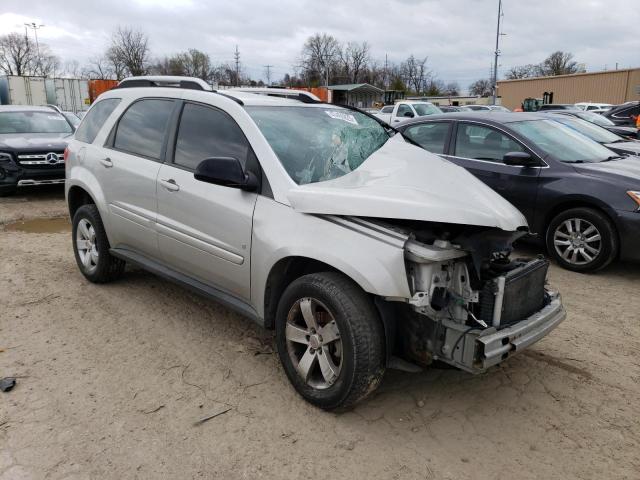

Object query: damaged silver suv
[65,76,566,410]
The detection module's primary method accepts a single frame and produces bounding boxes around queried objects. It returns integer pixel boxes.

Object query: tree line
[0,26,584,96]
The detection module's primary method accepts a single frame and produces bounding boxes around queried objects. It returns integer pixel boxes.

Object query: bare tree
[301,33,341,86]
[0,32,34,76]
[401,55,429,93]
[34,44,60,76]
[505,64,539,79]
[444,81,460,96]
[108,26,150,78]
[178,49,212,80]
[538,51,583,76]
[339,41,370,83]
[82,55,115,79]
[469,78,493,97]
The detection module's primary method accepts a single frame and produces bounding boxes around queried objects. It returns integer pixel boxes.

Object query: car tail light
[63,147,69,163]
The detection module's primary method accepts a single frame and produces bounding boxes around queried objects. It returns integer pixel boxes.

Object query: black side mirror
[403,111,415,118]
[194,157,259,191]
[503,151,539,167]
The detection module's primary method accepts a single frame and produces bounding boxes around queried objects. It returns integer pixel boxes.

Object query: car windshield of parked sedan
[510,119,618,163]
[413,103,442,116]
[551,116,622,144]
[246,106,390,185]
[0,111,73,134]
[575,111,615,127]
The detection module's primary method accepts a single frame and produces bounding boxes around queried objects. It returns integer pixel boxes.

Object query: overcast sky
[1,0,638,91]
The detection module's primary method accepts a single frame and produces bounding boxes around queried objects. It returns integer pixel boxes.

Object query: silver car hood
[287,135,528,231]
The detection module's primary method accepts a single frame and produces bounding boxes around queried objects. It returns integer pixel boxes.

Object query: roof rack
[115,76,244,105]
[117,76,213,91]
[230,87,321,103]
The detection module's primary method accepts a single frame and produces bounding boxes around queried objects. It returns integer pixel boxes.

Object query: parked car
[536,104,576,111]
[439,106,463,113]
[373,101,441,124]
[397,112,640,272]
[65,76,565,409]
[539,112,640,156]
[603,101,640,127]
[574,102,612,112]
[0,105,72,196]
[547,109,639,140]
[464,105,491,111]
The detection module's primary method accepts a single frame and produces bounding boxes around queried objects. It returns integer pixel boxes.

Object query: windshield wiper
[602,155,625,161]
[564,160,586,163]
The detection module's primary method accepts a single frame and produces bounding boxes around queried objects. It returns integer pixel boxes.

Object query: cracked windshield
[246,106,390,184]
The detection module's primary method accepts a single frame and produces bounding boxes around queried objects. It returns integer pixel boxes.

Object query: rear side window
[75,98,121,144]
[114,99,175,160]
[403,122,450,154]
[381,106,393,113]
[173,103,250,170]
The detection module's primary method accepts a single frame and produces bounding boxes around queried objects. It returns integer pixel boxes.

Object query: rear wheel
[275,272,385,410]
[72,204,125,283]
[546,207,617,272]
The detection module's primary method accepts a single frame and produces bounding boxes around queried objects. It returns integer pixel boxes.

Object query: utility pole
[323,54,332,88]
[24,22,44,74]
[264,65,273,85]
[491,0,503,105]
[384,53,388,89]
[234,45,240,87]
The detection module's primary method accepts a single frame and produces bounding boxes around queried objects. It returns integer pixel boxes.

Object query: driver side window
[396,104,413,118]
[174,102,250,170]
[454,123,525,163]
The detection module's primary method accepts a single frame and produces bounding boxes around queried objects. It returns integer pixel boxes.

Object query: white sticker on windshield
[325,110,358,125]
[47,115,65,120]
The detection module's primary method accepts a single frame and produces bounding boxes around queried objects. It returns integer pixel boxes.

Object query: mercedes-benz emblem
[46,152,59,164]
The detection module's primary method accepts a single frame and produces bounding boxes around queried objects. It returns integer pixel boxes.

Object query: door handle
[159,178,180,192]
[99,157,113,168]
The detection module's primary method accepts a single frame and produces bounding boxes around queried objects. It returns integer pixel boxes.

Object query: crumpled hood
[573,156,640,184]
[287,135,528,231]
[0,133,70,152]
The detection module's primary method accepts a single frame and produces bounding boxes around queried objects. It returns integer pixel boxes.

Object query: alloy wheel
[553,218,602,266]
[285,297,343,390]
[76,218,99,274]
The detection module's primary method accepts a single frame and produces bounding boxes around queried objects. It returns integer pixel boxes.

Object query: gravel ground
[1,186,639,480]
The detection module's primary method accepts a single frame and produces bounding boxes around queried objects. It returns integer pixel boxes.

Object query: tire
[275,272,385,411]
[72,204,125,283]
[546,207,617,272]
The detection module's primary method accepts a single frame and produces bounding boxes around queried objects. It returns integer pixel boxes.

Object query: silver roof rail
[230,87,320,103]
[117,76,213,91]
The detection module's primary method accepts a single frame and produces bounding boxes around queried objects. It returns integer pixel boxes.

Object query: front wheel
[275,272,385,410]
[546,207,617,272]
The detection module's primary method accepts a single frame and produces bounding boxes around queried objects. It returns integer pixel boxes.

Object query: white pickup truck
[374,101,442,124]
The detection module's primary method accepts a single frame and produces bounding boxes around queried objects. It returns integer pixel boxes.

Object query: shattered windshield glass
[246,106,390,185]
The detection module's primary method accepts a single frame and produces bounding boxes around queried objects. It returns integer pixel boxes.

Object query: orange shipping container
[88,79,119,103]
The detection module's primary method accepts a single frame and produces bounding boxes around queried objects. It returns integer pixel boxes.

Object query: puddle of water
[4,217,70,234]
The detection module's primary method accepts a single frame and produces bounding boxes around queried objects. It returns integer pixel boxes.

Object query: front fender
[250,197,412,319]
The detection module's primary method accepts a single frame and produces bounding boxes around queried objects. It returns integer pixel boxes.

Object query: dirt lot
[1,186,639,480]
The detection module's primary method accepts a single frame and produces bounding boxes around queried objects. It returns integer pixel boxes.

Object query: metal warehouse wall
[497,68,640,110]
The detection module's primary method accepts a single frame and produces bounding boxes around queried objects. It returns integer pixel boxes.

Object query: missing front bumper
[450,294,565,372]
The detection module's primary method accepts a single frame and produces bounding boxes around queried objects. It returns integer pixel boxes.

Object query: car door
[156,101,258,300]
[100,98,177,257]
[444,121,542,223]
